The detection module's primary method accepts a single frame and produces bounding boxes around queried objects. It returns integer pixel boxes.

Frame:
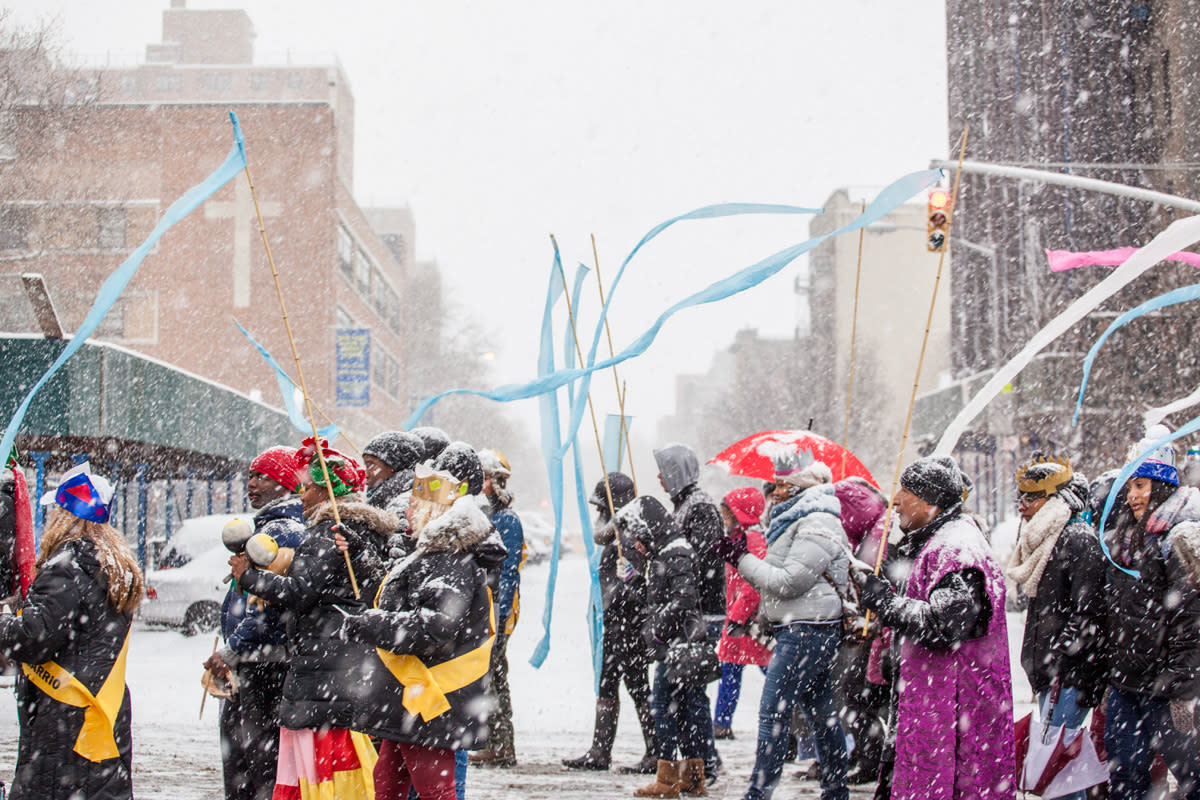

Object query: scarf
[1006,494,1071,597]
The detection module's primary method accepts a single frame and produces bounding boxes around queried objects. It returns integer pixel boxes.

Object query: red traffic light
[928,190,949,210]
[926,189,951,252]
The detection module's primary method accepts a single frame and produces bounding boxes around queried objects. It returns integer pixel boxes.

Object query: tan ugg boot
[678,758,707,796]
[633,759,682,798]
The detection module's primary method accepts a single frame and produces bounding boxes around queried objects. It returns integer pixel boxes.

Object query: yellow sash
[374,587,495,722]
[22,630,130,762]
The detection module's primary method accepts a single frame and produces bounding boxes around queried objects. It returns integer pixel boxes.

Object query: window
[202,73,232,92]
[155,74,182,92]
[355,249,371,295]
[372,348,401,399]
[337,227,354,281]
[336,306,354,328]
[287,72,304,90]
[388,288,401,334]
[372,268,389,317]
[250,73,270,91]
[120,75,138,94]
[97,207,126,250]
[0,206,30,250]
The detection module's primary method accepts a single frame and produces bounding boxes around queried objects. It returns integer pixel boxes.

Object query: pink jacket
[717,524,772,666]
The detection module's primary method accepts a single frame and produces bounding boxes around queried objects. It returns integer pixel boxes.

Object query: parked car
[141,514,239,635]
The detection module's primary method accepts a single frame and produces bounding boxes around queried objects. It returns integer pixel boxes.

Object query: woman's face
[719,504,736,531]
[1126,476,1154,521]
[300,483,326,514]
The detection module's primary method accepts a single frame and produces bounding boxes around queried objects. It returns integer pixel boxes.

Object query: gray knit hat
[900,455,968,509]
[363,431,423,472]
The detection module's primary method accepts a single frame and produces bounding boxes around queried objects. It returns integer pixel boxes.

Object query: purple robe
[893,515,1016,800]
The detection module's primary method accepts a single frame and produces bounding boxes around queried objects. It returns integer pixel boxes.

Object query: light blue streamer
[402,170,943,430]
[0,112,250,463]
[233,320,339,439]
[1072,283,1200,425]
[529,247,568,668]
[1096,418,1200,578]
[560,263,606,691]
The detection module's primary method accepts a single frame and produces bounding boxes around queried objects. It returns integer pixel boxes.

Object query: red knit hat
[296,437,366,496]
[250,446,303,493]
[723,487,765,528]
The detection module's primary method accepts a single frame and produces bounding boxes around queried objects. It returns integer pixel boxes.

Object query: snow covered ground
[0,552,1035,798]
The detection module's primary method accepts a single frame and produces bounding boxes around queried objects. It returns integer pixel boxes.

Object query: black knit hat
[900,455,967,510]
[363,431,423,473]
[411,427,451,462]
[433,441,484,496]
[590,473,636,514]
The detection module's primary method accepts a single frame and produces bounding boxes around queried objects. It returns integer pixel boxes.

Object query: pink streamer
[1047,247,1200,272]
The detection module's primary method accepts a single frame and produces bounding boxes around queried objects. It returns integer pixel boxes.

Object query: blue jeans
[652,661,711,760]
[715,662,768,728]
[1105,686,1200,800]
[743,623,847,800]
[1036,688,1089,800]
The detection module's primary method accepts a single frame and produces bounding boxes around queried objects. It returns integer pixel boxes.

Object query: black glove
[857,572,897,615]
[713,532,750,565]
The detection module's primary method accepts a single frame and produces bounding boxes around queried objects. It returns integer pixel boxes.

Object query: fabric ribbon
[233,320,339,439]
[0,112,250,464]
[22,631,130,762]
[1047,247,1200,272]
[374,593,495,721]
[8,460,35,597]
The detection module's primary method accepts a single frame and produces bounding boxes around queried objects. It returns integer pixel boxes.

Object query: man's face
[658,472,668,493]
[247,471,289,509]
[482,475,495,499]
[362,454,394,490]
[892,487,940,533]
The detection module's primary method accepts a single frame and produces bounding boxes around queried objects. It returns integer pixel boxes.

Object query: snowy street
[0,551,1032,799]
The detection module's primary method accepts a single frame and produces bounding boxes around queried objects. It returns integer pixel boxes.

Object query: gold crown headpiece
[411,463,468,506]
[1015,454,1073,495]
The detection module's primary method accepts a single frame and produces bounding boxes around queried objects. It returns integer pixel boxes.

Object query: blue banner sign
[336,328,370,407]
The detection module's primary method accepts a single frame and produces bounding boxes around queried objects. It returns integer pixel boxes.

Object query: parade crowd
[1,421,1199,800]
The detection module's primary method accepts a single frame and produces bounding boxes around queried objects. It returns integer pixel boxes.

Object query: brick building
[936,0,1200,472]
[1,1,421,447]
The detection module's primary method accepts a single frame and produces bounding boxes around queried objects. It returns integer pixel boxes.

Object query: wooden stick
[842,202,868,477]
[864,126,970,635]
[242,166,359,598]
[590,235,638,493]
[553,236,619,527]
[199,634,219,719]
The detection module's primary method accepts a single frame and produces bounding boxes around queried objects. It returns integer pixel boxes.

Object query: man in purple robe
[853,455,1015,800]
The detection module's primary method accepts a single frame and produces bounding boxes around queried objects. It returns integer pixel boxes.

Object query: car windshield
[154,514,241,570]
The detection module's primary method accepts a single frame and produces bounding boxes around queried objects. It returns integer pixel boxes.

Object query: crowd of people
[1,422,1199,800]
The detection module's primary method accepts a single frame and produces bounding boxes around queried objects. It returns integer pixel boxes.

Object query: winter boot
[621,695,659,774]
[678,758,708,796]
[563,697,618,770]
[712,725,734,740]
[634,760,682,798]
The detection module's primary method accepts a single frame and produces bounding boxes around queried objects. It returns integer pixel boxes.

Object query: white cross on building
[205,177,281,308]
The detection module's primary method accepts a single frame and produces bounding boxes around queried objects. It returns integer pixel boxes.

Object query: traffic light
[927,189,950,252]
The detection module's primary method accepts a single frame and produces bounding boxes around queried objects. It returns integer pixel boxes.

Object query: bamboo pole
[243,166,359,598]
[590,235,638,493]
[864,126,970,635]
[552,236,620,524]
[841,202,868,477]
[199,634,219,719]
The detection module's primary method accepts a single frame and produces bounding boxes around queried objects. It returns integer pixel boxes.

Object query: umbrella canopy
[709,430,877,486]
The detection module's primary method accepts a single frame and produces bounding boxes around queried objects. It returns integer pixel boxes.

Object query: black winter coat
[238,499,391,730]
[1104,487,1200,701]
[1020,518,1106,706]
[0,538,134,800]
[616,497,705,661]
[347,496,499,749]
[670,484,726,620]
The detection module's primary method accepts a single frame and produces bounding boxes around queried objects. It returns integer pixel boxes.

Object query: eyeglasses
[1016,492,1046,507]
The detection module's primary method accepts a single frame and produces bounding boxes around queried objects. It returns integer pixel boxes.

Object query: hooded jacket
[616,496,705,661]
[0,538,134,800]
[653,445,725,619]
[736,483,849,625]
[237,497,393,730]
[1105,485,1200,700]
[347,495,500,749]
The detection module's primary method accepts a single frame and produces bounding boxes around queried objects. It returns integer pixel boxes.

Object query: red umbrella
[708,430,878,486]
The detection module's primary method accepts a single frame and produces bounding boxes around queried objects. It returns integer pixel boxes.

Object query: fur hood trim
[415,495,494,554]
[307,493,401,535]
[1169,520,1200,586]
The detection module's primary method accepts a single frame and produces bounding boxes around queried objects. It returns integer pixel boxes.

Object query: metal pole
[929,159,1200,213]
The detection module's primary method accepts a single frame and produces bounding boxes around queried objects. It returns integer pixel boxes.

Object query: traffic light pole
[929,159,1200,214]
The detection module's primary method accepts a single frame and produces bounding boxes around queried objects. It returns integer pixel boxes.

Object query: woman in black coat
[234,440,392,798]
[617,495,713,798]
[344,463,503,800]
[0,463,144,800]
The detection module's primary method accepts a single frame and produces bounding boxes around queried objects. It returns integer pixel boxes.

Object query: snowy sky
[6,0,948,438]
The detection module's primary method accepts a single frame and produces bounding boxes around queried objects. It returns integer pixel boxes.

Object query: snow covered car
[140,514,239,635]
